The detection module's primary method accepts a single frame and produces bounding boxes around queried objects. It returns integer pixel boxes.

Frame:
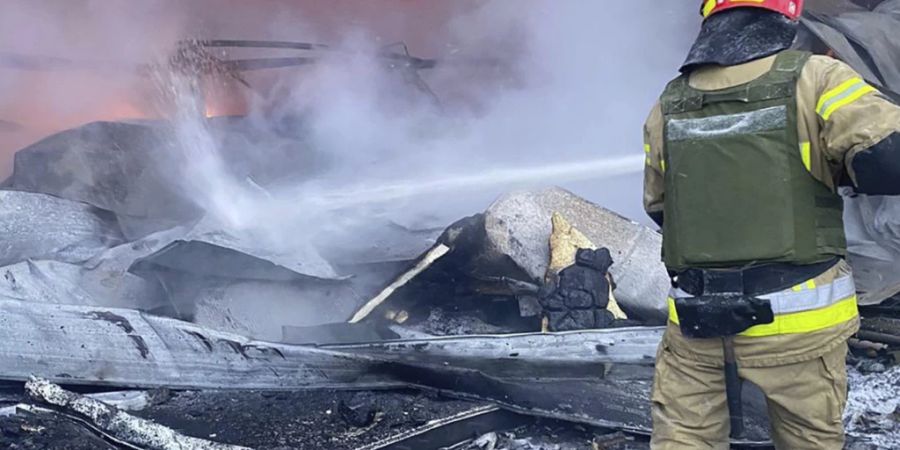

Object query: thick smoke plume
[0,0,698,235]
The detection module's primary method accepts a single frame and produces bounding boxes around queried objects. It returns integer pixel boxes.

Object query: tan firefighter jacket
[644,53,900,219]
[642,53,900,364]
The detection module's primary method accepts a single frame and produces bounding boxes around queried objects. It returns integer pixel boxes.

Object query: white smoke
[156,1,699,249]
[0,0,699,246]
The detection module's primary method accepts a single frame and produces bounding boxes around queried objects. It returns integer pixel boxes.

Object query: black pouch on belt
[674,295,774,338]
[673,269,775,339]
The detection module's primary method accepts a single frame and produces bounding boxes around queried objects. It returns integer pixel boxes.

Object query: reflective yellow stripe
[816,77,877,120]
[702,0,717,17]
[703,0,765,17]
[645,157,652,166]
[741,296,858,337]
[644,144,651,154]
[817,78,862,112]
[806,279,817,290]
[821,85,876,120]
[660,159,666,173]
[667,295,859,337]
[667,297,679,323]
[800,142,812,172]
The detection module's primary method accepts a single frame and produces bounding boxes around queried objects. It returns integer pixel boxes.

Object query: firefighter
[643,1,900,448]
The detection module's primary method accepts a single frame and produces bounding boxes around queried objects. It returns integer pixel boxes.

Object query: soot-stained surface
[0,388,483,449]
[0,413,116,450]
[136,389,480,449]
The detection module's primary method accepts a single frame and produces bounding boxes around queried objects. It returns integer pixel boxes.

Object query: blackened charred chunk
[540,248,615,331]
[338,399,378,428]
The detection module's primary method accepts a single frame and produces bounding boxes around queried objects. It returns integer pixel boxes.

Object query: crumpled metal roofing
[801,0,900,100]
[0,190,123,266]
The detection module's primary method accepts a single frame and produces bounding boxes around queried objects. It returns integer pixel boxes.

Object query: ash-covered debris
[0,190,123,267]
[845,365,900,450]
[348,188,669,336]
[0,412,116,450]
[136,389,480,449]
[26,378,251,450]
[0,8,898,445]
[459,424,649,450]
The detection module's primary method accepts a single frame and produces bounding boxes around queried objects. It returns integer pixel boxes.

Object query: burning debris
[0,1,898,449]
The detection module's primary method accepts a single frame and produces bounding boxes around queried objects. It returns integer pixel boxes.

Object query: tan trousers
[650,335,849,450]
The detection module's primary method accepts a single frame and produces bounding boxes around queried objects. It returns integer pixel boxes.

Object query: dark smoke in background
[0,0,698,226]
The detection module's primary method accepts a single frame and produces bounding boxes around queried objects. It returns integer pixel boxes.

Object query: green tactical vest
[660,50,847,271]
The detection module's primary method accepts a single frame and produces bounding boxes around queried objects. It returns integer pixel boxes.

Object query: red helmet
[701,0,804,21]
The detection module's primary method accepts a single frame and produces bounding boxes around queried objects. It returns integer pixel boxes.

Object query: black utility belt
[672,258,838,339]
[674,258,839,298]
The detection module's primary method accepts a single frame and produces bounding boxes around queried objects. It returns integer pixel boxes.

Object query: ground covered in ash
[0,388,486,450]
[0,358,897,449]
[459,424,650,450]
[845,365,900,450]
[0,413,116,450]
[137,389,479,449]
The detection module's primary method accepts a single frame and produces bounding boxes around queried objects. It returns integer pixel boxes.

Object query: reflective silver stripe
[666,106,787,141]
[669,287,693,299]
[761,275,856,314]
[668,275,856,315]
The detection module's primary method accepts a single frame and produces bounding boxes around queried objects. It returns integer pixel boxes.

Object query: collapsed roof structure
[0,1,898,449]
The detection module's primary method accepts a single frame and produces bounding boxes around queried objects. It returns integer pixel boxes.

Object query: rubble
[131,217,340,282]
[845,366,900,449]
[465,188,669,323]
[350,244,450,323]
[0,190,123,267]
[6,121,198,240]
[0,299,398,391]
[347,188,670,335]
[25,378,251,450]
[0,3,897,447]
[5,118,325,240]
[0,259,166,312]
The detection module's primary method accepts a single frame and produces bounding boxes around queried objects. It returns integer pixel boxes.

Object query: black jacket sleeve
[852,132,900,196]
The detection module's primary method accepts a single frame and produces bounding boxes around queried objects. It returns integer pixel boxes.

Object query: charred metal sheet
[0,259,166,312]
[131,216,341,281]
[325,328,771,445]
[357,405,530,450]
[7,119,325,241]
[0,190,123,267]
[324,328,664,376]
[7,121,197,239]
[318,219,442,266]
[151,272,360,340]
[802,1,900,100]
[0,301,768,443]
[0,300,396,391]
[383,363,772,446]
[282,322,399,345]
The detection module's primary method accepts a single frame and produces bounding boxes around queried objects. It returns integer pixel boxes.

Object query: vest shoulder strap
[661,51,812,114]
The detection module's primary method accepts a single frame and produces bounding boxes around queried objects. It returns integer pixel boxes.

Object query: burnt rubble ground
[0,386,652,450]
[0,358,896,450]
[4,4,900,445]
[0,120,897,449]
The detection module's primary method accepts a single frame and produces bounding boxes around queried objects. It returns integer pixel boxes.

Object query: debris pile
[845,365,900,449]
[0,2,899,448]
